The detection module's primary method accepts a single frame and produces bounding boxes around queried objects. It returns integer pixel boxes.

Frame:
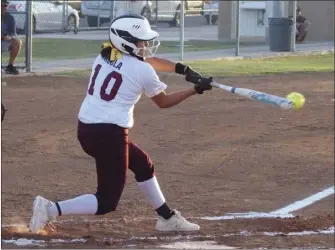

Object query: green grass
[187,53,334,77]
[2,38,255,63]
[54,53,334,78]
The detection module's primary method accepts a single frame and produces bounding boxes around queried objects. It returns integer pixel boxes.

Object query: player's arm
[151,89,196,109]
[144,57,175,72]
[145,57,202,81]
[151,77,213,109]
[142,62,212,109]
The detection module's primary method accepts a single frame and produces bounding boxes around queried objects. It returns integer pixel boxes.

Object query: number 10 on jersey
[88,64,123,101]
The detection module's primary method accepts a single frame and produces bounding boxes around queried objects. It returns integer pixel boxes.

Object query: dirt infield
[1,72,334,249]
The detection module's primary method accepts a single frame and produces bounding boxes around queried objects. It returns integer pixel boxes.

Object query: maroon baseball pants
[77,121,155,215]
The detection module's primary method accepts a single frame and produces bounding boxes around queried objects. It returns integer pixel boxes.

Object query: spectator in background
[1,0,21,75]
[296,6,311,43]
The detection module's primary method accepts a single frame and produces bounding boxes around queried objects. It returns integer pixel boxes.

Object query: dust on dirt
[1,71,334,249]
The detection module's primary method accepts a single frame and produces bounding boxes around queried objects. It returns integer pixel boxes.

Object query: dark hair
[100,46,113,61]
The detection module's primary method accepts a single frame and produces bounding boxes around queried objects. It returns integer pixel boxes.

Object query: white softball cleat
[155,210,200,232]
[29,196,55,234]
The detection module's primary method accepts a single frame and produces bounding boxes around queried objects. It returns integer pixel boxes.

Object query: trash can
[268,17,294,52]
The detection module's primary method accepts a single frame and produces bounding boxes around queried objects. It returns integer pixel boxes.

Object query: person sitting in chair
[1,0,21,75]
[296,6,311,43]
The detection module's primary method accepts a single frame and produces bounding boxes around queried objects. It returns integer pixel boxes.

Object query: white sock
[47,194,98,216]
[137,176,166,209]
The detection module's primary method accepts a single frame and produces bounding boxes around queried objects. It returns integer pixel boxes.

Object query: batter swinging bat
[211,81,295,110]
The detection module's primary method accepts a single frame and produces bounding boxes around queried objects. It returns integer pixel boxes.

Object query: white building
[218,0,334,42]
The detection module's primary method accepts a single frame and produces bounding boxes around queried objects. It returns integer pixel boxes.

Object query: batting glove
[194,77,213,94]
[175,63,202,82]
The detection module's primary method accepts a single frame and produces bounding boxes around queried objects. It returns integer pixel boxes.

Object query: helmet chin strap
[122,43,145,61]
[109,38,144,61]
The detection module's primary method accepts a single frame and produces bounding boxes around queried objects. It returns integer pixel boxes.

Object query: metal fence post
[25,0,32,73]
[235,1,240,56]
[145,0,149,21]
[126,1,130,12]
[290,0,297,52]
[273,0,284,18]
[110,1,115,22]
[209,1,212,25]
[66,0,69,30]
[62,0,66,32]
[97,1,101,28]
[179,1,185,61]
[155,0,158,26]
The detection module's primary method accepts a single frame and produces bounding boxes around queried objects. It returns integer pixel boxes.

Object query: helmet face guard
[140,39,160,58]
[109,14,160,59]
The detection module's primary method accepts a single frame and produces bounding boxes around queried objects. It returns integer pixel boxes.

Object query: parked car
[6,0,80,33]
[81,1,151,27]
[202,0,219,25]
[184,0,203,14]
[151,0,181,27]
[81,0,203,28]
[152,0,203,26]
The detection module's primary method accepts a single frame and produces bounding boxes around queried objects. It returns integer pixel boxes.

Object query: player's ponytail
[100,42,122,62]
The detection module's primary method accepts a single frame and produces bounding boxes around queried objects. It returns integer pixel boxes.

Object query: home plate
[159,241,235,249]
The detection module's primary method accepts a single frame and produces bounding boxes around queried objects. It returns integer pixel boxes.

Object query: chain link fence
[7,0,332,74]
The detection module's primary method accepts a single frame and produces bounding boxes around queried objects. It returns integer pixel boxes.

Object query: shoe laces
[172,210,188,224]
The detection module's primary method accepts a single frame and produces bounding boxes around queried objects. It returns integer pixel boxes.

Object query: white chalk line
[3,227,334,247]
[201,186,335,221]
[270,186,335,214]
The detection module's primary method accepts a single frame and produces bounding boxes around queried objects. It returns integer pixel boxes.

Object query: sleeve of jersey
[141,64,167,98]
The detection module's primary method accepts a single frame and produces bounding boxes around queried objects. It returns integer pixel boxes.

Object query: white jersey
[78,54,167,128]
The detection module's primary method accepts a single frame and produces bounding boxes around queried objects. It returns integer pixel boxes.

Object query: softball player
[29,14,213,233]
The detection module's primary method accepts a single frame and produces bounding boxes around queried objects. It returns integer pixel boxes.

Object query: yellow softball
[286,92,306,110]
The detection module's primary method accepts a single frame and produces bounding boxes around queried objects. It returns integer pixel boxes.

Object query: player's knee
[134,163,155,182]
[129,143,155,182]
[12,38,21,48]
[94,193,118,215]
